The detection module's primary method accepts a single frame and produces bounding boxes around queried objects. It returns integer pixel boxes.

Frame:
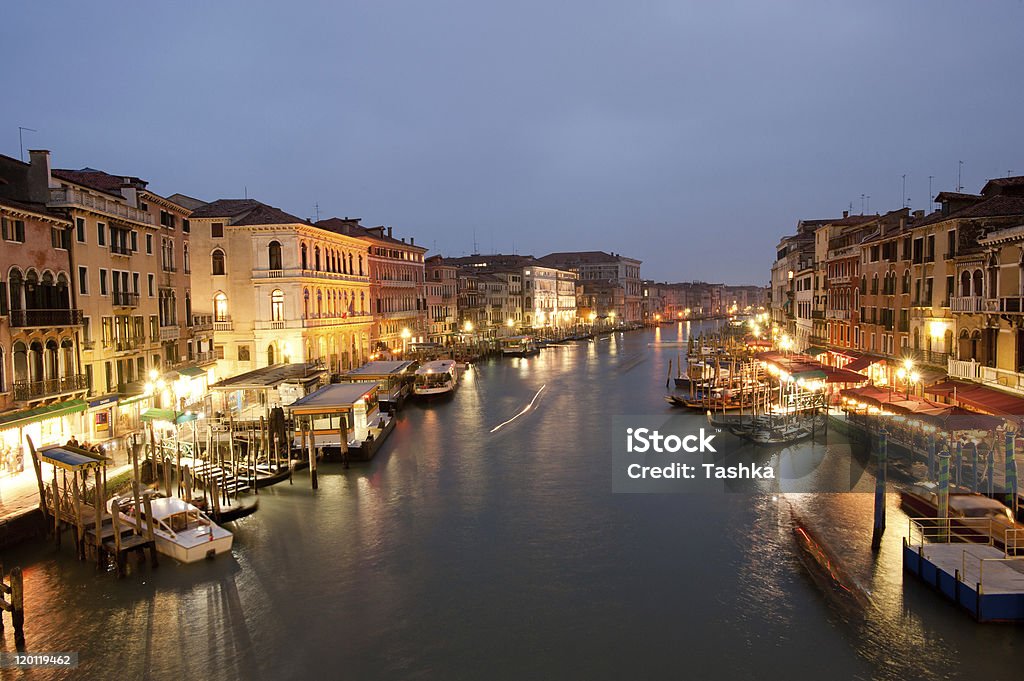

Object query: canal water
[3,324,1022,680]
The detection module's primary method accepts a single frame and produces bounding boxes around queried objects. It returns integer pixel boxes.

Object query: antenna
[866,195,871,214]
[957,160,963,192]
[902,174,907,208]
[472,227,478,255]
[18,127,37,162]
[928,176,934,207]
[314,202,320,223]
[860,194,865,214]
[244,185,248,199]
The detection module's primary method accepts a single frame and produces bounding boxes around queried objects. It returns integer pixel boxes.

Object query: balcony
[82,340,95,350]
[113,338,143,352]
[112,291,140,308]
[159,326,180,341]
[949,296,984,313]
[162,263,177,273]
[13,374,88,402]
[811,310,825,319]
[251,267,369,283]
[195,350,216,365]
[48,187,153,225]
[948,358,1024,396]
[9,308,83,328]
[825,309,849,320]
[190,314,214,332]
[993,297,1024,314]
[213,316,233,331]
[110,241,134,257]
[919,350,949,366]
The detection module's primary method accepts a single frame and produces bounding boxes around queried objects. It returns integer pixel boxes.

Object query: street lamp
[506,318,515,336]
[401,327,411,355]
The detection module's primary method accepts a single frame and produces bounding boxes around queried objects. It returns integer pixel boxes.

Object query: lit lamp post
[464,320,474,351]
[506,318,515,337]
[401,327,411,356]
[609,311,616,330]
[588,311,597,333]
[779,334,793,356]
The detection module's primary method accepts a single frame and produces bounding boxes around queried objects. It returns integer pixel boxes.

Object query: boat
[710,411,824,445]
[413,359,459,397]
[502,336,539,357]
[790,508,871,614]
[192,495,260,523]
[108,493,234,563]
[288,382,395,461]
[899,484,1021,548]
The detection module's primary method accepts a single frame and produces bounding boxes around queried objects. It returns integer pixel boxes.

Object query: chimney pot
[387,226,393,238]
[843,210,849,218]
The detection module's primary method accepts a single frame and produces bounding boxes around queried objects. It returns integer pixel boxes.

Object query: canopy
[0,399,87,428]
[140,407,197,425]
[844,355,884,372]
[805,346,827,357]
[925,380,1024,418]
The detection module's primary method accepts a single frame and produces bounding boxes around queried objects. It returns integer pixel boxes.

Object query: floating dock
[903,518,1024,622]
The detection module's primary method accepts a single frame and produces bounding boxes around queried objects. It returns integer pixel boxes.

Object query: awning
[0,399,88,428]
[924,380,1024,418]
[140,408,198,425]
[37,444,110,470]
[844,355,884,372]
[822,367,870,384]
[178,366,207,378]
[806,346,827,357]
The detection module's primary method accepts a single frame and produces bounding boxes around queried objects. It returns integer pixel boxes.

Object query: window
[269,241,282,270]
[82,317,91,341]
[76,217,86,243]
[183,244,190,273]
[211,222,224,238]
[212,249,226,275]
[1,217,25,243]
[97,222,106,246]
[78,266,89,295]
[182,219,190,234]
[160,210,176,229]
[947,230,956,258]
[214,293,228,322]
[132,272,140,295]
[99,269,108,296]
[146,234,153,255]
[271,289,284,321]
[150,316,158,341]
[51,226,70,249]
[130,231,138,252]
[147,273,154,297]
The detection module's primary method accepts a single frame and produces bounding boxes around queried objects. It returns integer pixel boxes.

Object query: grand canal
[4,324,1022,680]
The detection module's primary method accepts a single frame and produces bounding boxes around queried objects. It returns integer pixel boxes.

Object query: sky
[2,1,1022,285]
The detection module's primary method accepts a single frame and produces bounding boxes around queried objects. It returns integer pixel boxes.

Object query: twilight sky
[3,1,1022,284]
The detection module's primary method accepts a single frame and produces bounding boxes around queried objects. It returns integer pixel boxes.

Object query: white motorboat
[413,359,459,397]
[109,494,233,563]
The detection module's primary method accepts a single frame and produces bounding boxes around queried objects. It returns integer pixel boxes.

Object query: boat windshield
[167,510,206,532]
[415,372,451,386]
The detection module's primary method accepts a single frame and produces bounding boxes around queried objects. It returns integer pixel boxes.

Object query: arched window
[269,241,282,270]
[212,249,226,276]
[301,243,308,270]
[348,253,353,274]
[0,346,5,392]
[316,290,323,317]
[271,289,284,321]
[213,292,228,322]
[973,269,984,298]
[960,270,971,297]
[358,255,363,276]
[8,268,23,312]
[12,341,27,385]
[902,269,911,295]
[314,246,321,271]
[183,244,191,273]
[267,344,276,366]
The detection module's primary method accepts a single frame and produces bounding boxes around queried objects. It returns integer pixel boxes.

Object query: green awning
[0,399,88,429]
[140,408,197,425]
[792,369,828,380]
[178,366,207,378]
[806,346,827,357]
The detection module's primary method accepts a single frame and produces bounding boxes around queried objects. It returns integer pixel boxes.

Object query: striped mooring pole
[1005,430,1018,516]
[938,450,951,542]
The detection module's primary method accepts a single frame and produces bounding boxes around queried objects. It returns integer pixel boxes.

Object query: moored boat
[413,359,459,397]
[108,493,234,563]
[502,336,539,357]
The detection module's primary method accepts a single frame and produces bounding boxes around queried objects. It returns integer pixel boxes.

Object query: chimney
[410,237,415,245]
[842,210,849,218]
[27,149,52,204]
[387,226,393,238]
[913,210,924,219]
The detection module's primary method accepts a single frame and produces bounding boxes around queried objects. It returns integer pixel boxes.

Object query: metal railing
[9,308,83,327]
[112,291,140,307]
[110,241,134,256]
[13,374,88,401]
[159,326,180,341]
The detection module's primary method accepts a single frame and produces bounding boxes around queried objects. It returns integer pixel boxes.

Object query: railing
[919,350,949,366]
[112,291,140,307]
[825,309,849,320]
[82,340,95,350]
[159,326,180,341]
[950,296,984,313]
[190,314,213,332]
[194,350,216,364]
[114,338,143,352]
[213,317,233,331]
[947,357,982,380]
[251,267,369,282]
[9,308,83,327]
[13,374,88,401]
[48,187,153,225]
[110,242,134,256]
[996,297,1024,314]
[161,263,177,273]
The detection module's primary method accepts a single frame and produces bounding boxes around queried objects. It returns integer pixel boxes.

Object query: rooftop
[209,362,327,390]
[52,167,146,197]
[289,382,380,410]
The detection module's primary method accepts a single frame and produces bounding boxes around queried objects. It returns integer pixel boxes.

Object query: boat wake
[490,384,547,433]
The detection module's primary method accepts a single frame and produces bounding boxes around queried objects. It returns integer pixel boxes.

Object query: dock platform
[903,518,1024,622]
